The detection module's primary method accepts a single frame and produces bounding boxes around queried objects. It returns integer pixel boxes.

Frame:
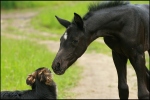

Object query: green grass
[31,1,92,34]
[1,1,148,10]
[1,1,53,10]
[86,40,112,56]
[130,1,149,4]
[1,36,82,99]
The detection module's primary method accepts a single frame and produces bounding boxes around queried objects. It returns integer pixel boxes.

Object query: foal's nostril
[55,62,60,71]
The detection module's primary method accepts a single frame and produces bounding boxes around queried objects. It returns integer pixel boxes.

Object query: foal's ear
[55,16,71,28]
[74,13,84,30]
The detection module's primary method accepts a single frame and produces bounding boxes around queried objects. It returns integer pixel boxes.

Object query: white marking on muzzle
[64,32,67,40]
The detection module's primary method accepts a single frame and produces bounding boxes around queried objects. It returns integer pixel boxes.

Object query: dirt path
[1,11,138,99]
[69,53,137,99]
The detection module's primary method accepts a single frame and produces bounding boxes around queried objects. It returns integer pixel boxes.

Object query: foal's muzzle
[54,62,60,72]
[52,62,65,75]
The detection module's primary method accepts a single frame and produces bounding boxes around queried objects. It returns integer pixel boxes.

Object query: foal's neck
[84,6,130,46]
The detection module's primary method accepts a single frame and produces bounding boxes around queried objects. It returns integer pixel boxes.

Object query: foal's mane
[83,1,130,20]
[88,1,130,12]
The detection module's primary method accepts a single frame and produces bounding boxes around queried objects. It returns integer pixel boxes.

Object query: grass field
[31,1,91,34]
[1,1,53,10]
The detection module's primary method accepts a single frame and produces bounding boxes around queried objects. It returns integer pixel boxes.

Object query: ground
[1,10,139,99]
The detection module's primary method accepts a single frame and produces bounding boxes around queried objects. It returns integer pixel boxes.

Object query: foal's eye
[72,40,78,44]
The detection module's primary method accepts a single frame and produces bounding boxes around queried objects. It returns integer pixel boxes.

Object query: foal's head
[52,13,88,75]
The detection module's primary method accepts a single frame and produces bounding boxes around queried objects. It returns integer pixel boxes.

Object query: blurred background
[1,1,149,99]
